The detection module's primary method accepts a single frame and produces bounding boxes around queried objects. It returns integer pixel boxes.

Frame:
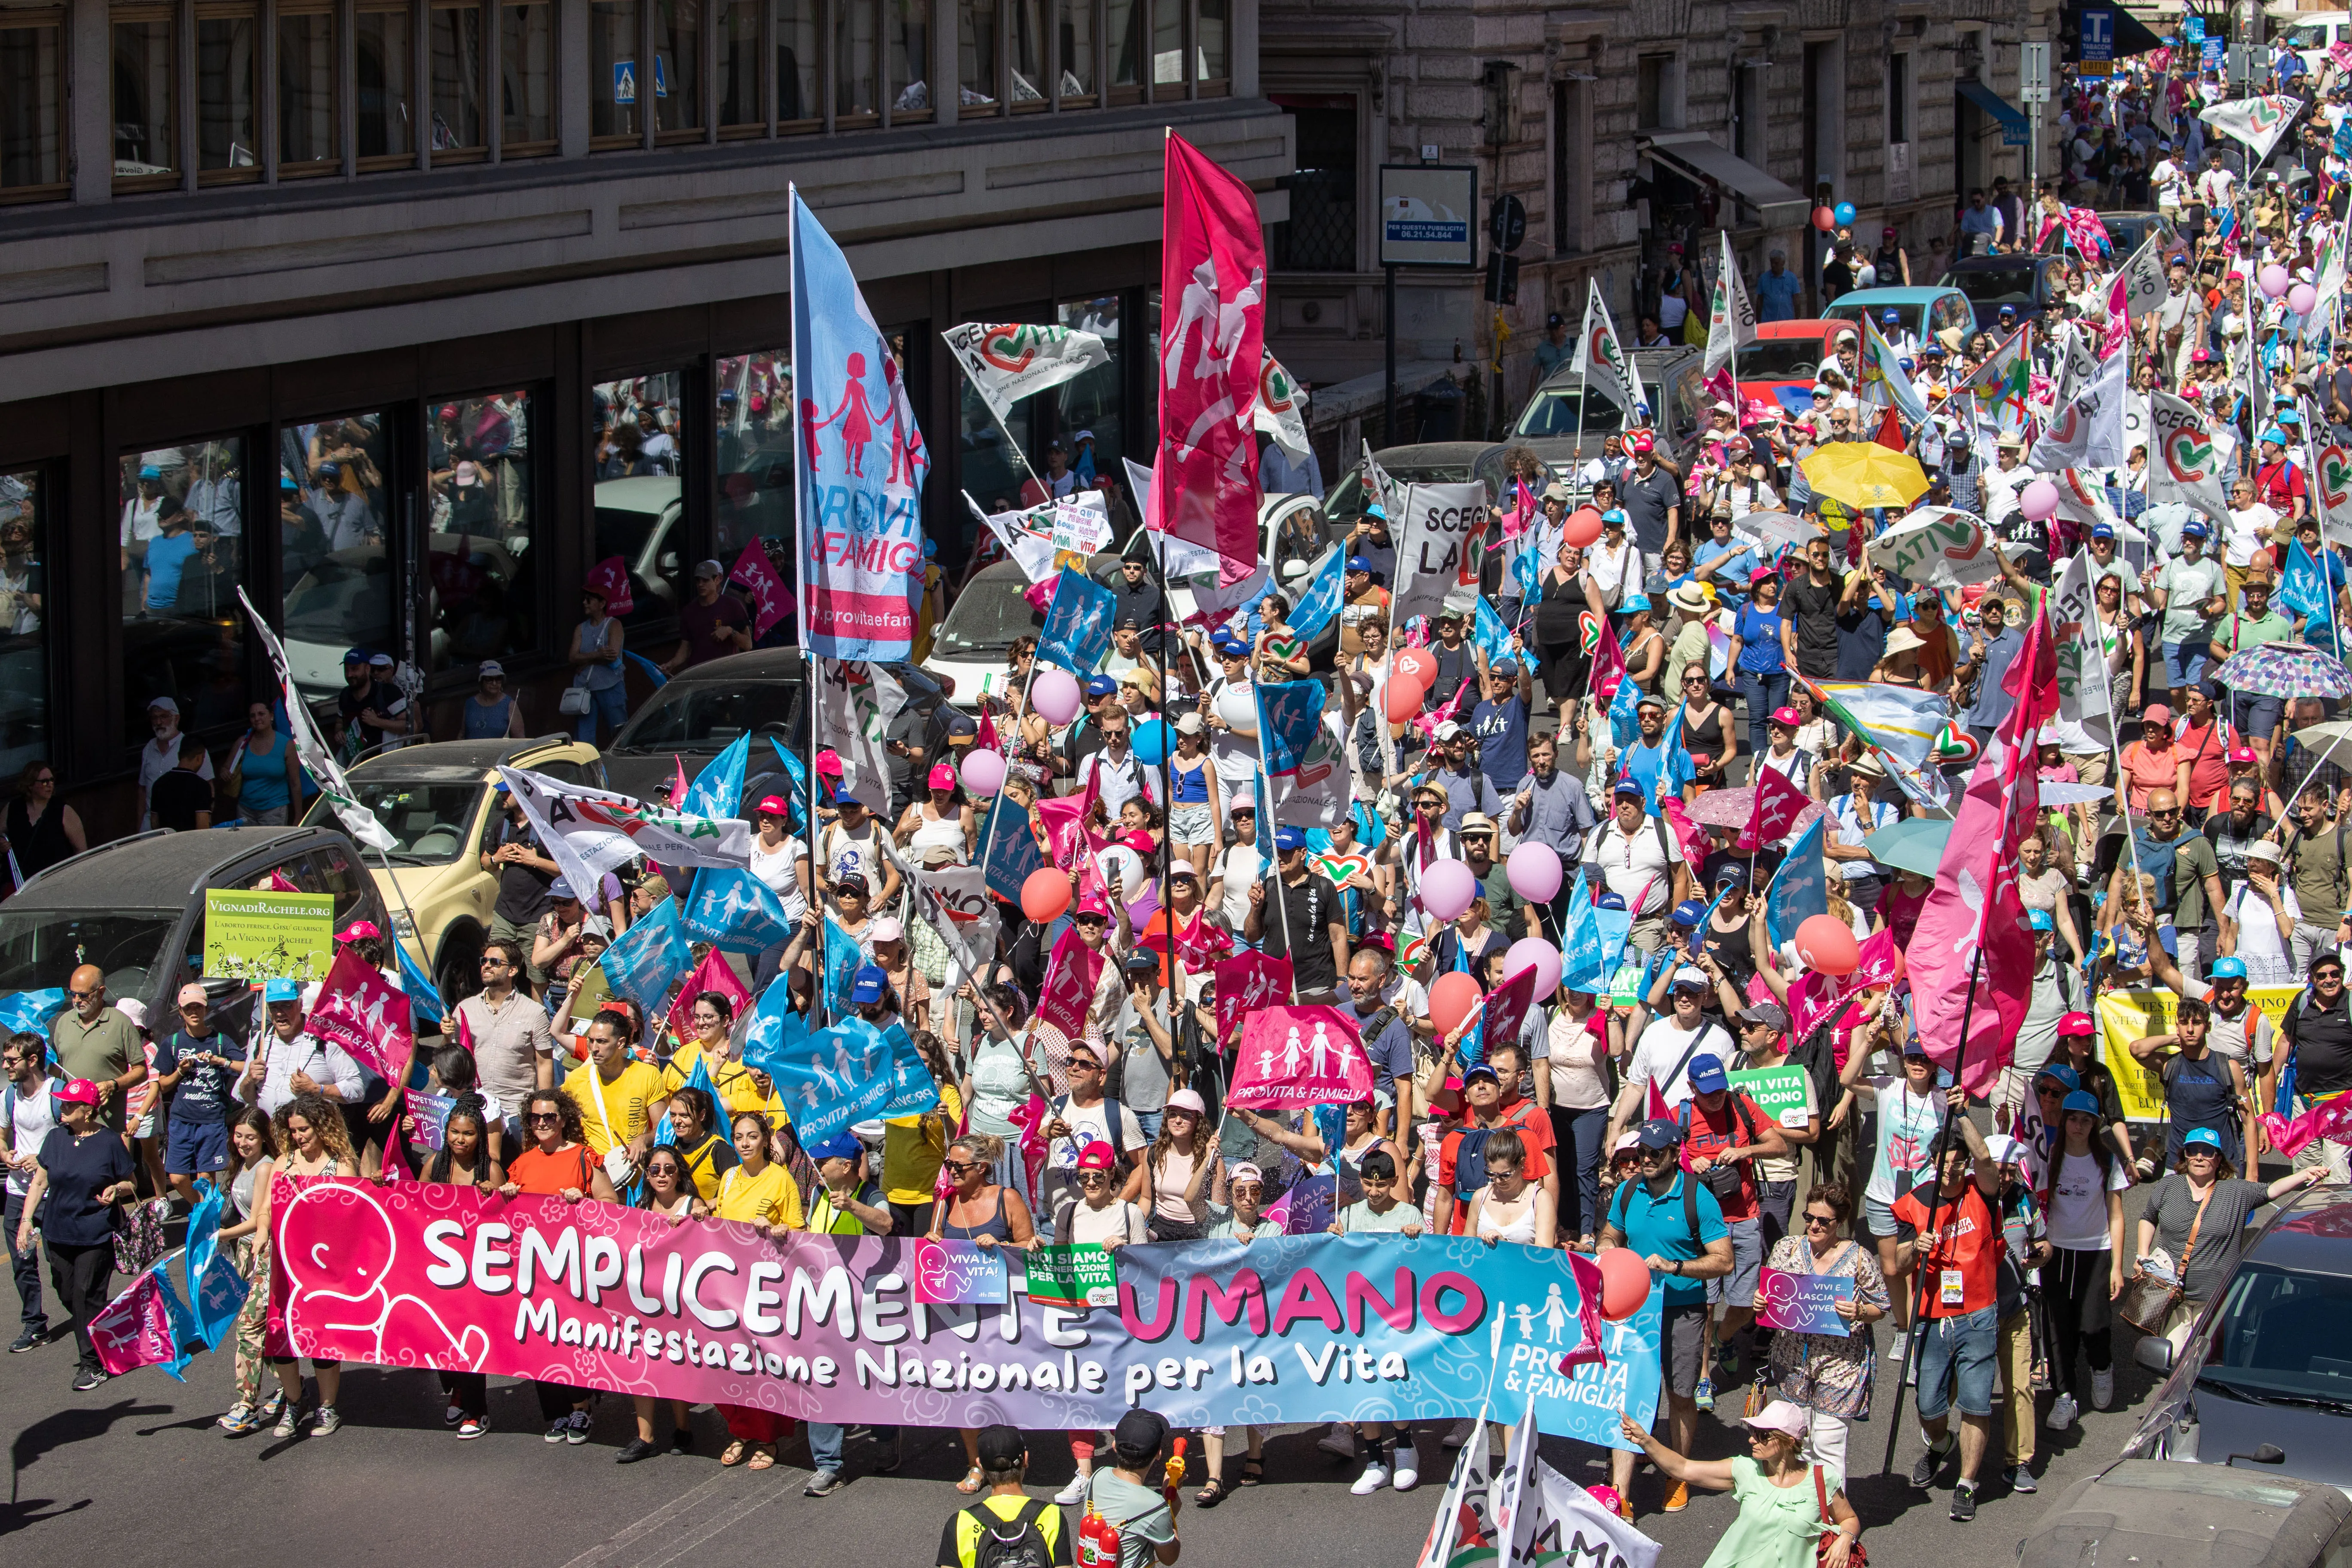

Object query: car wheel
[436,926,484,1009]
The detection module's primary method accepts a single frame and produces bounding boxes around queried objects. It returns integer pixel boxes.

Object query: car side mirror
[2135,1334,2176,1376]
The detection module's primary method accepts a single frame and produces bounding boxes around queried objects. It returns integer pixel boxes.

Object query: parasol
[2211,641,2352,700]
[1799,445,1932,511]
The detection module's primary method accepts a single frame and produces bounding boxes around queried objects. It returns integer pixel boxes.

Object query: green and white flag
[941,321,1112,423]
[236,588,394,851]
[1254,352,1311,459]
[496,765,753,898]
[1570,277,1632,414]
[1702,230,1757,379]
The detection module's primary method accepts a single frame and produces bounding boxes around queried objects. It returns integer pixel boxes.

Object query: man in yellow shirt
[564,1014,668,1168]
[882,1084,961,1235]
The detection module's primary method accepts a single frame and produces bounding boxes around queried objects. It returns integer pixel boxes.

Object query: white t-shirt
[1215,843,1265,928]
[1865,1079,1946,1207]
[1046,1094,1148,1173]
[7,1076,56,1197]
[2223,882,2300,986]
[819,819,887,893]
[2046,1148,2129,1251]
[747,836,809,924]
[1583,817,1683,919]
[1624,1016,1736,1112]
[2226,502,2279,569]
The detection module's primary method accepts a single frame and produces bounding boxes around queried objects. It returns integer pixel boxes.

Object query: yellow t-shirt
[565,1060,665,1158]
[714,1161,805,1230]
[661,1042,795,1131]
[882,1085,962,1207]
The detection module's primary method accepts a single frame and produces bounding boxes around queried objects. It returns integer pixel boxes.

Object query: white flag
[2050,548,2114,749]
[1521,1459,1663,1568]
[1412,1404,1496,1568]
[495,766,752,898]
[2030,353,2125,472]
[940,322,1111,423]
[2117,236,2171,323]
[2199,95,2304,162]
[236,588,395,851]
[814,658,905,810]
[1703,230,1758,378]
[1570,277,1633,413]
[2148,389,2235,522]
[966,493,1060,583]
[1267,710,1352,829]
[1253,353,1312,459]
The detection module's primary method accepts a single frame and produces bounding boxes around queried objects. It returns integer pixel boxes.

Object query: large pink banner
[1154,135,1265,581]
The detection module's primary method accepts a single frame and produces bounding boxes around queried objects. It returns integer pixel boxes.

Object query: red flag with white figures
[1586,611,1626,701]
[1480,967,1541,1059]
[89,1269,177,1376]
[1906,742,2039,1095]
[727,540,792,640]
[1998,603,2060,748]
[665,946,747,1043]
[583,555,635,617]
[1155,135,1267,582]
[1228,1005,1370,1110]
[1142,907,1234,974]
[306,949,413,1084]
[1788,928,1902,1039]
[1744,764,1812,851]
[1213,951,1293,1050]
[1036,926,1104,1041]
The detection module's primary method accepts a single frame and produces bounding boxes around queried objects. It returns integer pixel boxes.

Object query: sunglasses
[1804,1212,1839,1228]
[1078,1171,1112,1185]
[527,1112,561,1125]
[941,1160,985,1176]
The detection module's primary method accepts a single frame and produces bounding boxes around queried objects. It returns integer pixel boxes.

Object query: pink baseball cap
[2228,745,2260,764]
[53,1078,101,1107]
[337,919,382,943]
[928,764,957,790]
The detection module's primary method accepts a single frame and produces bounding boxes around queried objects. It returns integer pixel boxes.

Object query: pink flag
[726,540,790,640]
[1034,796,1093,871]
[665,946,748,1044]
[1006,1091,1052,1199]
[89,1269,178,1377]
[1906,741,2039,1095]
[1228,1005,1371,1110]
[1789,929,1901,1039]
[583,555,635,617]
[1154,135,1265,583]
[668,755,689,809]
[1213,951,1293,1049]
[2259,1095,2352,1158]
[1743,766,1811,852]
[306,948,413,1085]
[1586,611,1626,702]
[266,869,300,893]
[1998,601,2060,749]
[1021,574,1060,616]
[1035,926,1103,1041]
[1553,1248,1612,1372]
[1480,966,1542,1059]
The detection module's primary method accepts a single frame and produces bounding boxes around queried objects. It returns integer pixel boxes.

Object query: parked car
[1320,441,1501,527]
[0,824,390,1030]
[1507,347,1706,475]
[280,531,526,701]
[593,475,686,631]
[1821,286,1978,354]
[2098,209,2171,261]
[1735,320,1859,417]
[300,735,603,1001]
[2018,1459,2352,1568]
[601,647,808,815]
[1939,254,2069,334]
[2125,1185,2352,1491]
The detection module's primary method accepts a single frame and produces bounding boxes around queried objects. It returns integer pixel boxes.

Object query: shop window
[775,0,816,125]
[278,5,340,171]
[591,373,686,630]
[429,0,489,157]
[958,0,996,111]
[714,351,796,570]
[1196,0,1225,93]
[1008,0,1043,109]
[1105,0,1140,102]
[589,0,640,143]
[426,390,537,676]
[652,0,702,137]
[118,441,248,748]
[718,0,762,132]
[1055,297,1124,492]
[1056,0,1092,106]
[0,11,65,200]
[113,7,179,187]
[197,2,260,179]
[357,0,417,162]
[0,470,49,782]
[500,0,556,151]
[885,0,929,121]
[836,0,877,123]
[278,415,393,704]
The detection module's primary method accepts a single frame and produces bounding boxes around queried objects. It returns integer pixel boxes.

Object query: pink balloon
[959,748,1006,798]
[2290,283,2319,317]
[1420,858,1478,923]
[1032,668,1082,726]
[2259,263,2291,300]
[2018,478,2061,521]
[1795,914,1861,977]
[1504,936,1562,1000]
[1506,841,1562,905]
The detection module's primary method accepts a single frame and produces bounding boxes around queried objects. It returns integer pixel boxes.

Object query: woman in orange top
[2116,704,2191,814]
[499,1089,616,1447]
[2173,684,2244,815]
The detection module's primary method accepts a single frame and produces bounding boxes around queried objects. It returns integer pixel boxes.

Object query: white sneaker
[1318,1423,1360,1459]
[1054,1474,1091,1506]
[1392,1446,1421,1491]
[2092,1369,2115,1411]
[1442,1418,1476,1450]
[2046,1393,2079,1432]
[1351,1463,1390,1496]
[1886,1334,1906,1363]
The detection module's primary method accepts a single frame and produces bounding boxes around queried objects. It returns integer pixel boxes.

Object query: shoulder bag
[583,1063,639,1191]
[2117,1185,2210,1335]
[1813,1466,1865,1568]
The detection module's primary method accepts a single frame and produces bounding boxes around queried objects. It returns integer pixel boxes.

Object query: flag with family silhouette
[601,894,694,1018]
[680,867,794,953]
[1226,1005,1371,1110]
[736,978,892,1146]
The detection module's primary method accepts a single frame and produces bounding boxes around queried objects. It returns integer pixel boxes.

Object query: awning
[1638,132,1810,231]
[1957,80,2033,148]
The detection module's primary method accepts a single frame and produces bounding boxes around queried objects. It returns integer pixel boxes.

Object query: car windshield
[2195,1262,2352,1411]
[1946,269,2039,305]
[1826,303,1922,336]
[931,579,1047,660]
[613,681,803,753]
[0,909,179,1001]
[1514,384,1625,438]
[1738,338,1842,380]
[301,780,485,864]
[1320,460,1478,526]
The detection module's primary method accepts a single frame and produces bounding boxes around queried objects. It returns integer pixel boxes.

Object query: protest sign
[1026,1244,1119,1312]
[1727,1065,1813,1131]
[1493,1279,1662,1446]
[1757,1268,1853,1335]
[203,889,334,983]
[912,1238,1010,1306]
[406,1091,458,1152]
[1228,1006,1369,1110]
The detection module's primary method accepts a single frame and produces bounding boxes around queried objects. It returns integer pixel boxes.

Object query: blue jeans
[1132,1110,1163,1142]
[1914,1304,2000,1421]
[1548,1105,1608,1240]
[807,1421,845,1473]
[2164,640,2208,693]
[2230,688,2283,748]
[1739,670,1788,760]
[573,681,628,744]
[3,1189,44,1333]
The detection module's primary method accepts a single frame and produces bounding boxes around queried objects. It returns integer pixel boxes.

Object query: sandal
[1194,1477,1229,1507]
[747,1443,777,1470]
[720,1439,750,1467]
[1238,1458,1265,1487]
[957,1464,986,1494]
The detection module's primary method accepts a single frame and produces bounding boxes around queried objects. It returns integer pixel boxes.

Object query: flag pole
[1153,518,1180,1084]
[788,185,829,1033]
[1250,683,1300,1003]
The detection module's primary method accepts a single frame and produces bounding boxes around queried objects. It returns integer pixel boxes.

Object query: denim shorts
[1914,1304,2000,1421]
[1863,1196,1899,1239]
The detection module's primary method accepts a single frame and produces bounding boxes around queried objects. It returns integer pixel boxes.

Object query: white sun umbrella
[1866,505,2024,591]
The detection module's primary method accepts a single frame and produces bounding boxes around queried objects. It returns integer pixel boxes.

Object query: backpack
[968,1498,1054,1568]
[1611,1166,1703,1241]
[1450,1127,1494,1200]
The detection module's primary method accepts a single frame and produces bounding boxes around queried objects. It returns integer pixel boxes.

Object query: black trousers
[536,1379,588,1420]
[46,1240,113,1374]
[441,1369,489,1418]
[2047,1245,2114,1397]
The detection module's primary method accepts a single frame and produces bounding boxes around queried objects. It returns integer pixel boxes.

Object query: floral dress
[1763,1235,1889,1419]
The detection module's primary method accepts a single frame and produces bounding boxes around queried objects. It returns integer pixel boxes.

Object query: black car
[2126,1186,2352,1491]
[2018,1460,2352,1568]
[601,647,808,816]
[0,824,391,1029]
[1939,254,2067,334]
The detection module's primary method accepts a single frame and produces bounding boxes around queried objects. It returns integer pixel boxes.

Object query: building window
[427,391,537,674]
[278,5,340,171]
[1152,0,1182,98]
[1009,0,1044,108]
[1887,53,1909,145]
[957,311,1047,512]
[0,11,66,200]
[715,352,795,566]
[718,0,762,132]
[775,0,816,124]
[1106,0,1140,101]
[1552,76,1589,254]
[1056,297,1124,480]
[430,0,490,157]
[885,0,928,120]
[1272,97,1357,272]
[1635,53,1680,130]
[837,0,878,122]
[958,0,996,113]
[113,7,180,187]
[652,0,702,138]
[1734,63,1764,167]
[279,415,393,703]
[0,470,49,780]
[196,3,260,180]
[1197,0,1226,91]
[590,0,641,142]
[591,374,686,631]
[501,0,556,151]
[1057,0,1093,106]
[119,441,247,748]
[357,0,417,162]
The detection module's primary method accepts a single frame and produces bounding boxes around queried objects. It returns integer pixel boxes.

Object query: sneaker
[71,1367,106,1392]
[2046,1393,2079,1432]
[9,1327,44,1353]
[671,1427,695,1455]
[274,1403,303,1438]
[1950,1481,1978,1522]
[1392,1445,1421,1491]
[444,1403,465,1428]
[312,1405,342,1436]
[1694,1373,1715,1412]
[1716,1343,1742,1379]
[1351,1463,1390,1496]
[804,1469,845,1498]
[1886,1333,1907,1363]
[564,1410,592,1446]
[2006,1464,2038,1494]
[1662,1480,1690,1513]
[1053,1473,1091,1506]
[257,1389,286,1423]
[1319,1422,1360,1459]
[2092,1369,2116,1411]
[545,1418,573,1444]
[615,1437,660,1464]
[456,1415,490,1439]
[219,1403,259,1436]
[1614,1491,1636,1523]
[1442,1417,1476,1450]
[1910,1439,1951,1490]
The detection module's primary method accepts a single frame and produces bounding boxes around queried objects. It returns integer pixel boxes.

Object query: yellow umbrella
[1800,444,1932,511]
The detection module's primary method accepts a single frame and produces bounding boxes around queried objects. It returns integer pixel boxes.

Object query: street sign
[1488,194,1526,255]
[2080,7,2115,64]
[612,55,670,104]
[2020,40,2050,103]
[1378,165,1479,268]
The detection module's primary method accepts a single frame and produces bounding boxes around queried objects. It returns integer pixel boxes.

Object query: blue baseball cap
[138,464,162,481]
[2183,518,2210,539]
[2279,408,2304,425]
[1670,898,1709,928]
[2091,522,2116,540]
[2182,1127,2223,1152]
[1602,508,1629,526]
[1689,1055,1730,1094]
[1620,592,1652,613]
[1346,555,1372,573]
[2209,956,2248,980]
[2261,426,2289,446]
[1273,825,1308,852]
[1084,675,1119,698]
[1881,309,1901,323]
[1366,502,1387,521]
[342,648,371,666]
[2028,909,2054,932]
[848,965,889,1005]
[1635,1118,1681,1150]
[263,977,302,1004]
[549,877,577,900]
[808,1131,864,1161]
[2036,1062,2082,1092]
[2060,1090,2103,1118]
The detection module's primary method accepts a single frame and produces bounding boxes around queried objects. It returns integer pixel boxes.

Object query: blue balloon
[1133,717,1174,766]
[1833,201,1858,227]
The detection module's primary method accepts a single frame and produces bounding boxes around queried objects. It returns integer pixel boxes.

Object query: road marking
[555,1465,812,1568]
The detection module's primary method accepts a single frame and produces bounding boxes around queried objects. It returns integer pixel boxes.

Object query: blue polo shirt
[1609,1169,1727,1307]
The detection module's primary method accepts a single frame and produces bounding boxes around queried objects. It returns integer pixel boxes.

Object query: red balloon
[1812,205,1838,233]
[1561,506,1605,548]
[1430,972,1482,1041]
[1382,675,1427,723]
[1393,647,1438,686]
[1020,868,1072,925]
[1595,1247,1652,1321]
[1795,914,1861,977]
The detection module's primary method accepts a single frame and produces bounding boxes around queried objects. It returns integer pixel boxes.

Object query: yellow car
[300,735,604,1002]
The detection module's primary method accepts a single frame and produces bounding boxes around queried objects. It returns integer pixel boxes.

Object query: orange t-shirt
[507,1143,597,1196]
[2118,740,2183,812]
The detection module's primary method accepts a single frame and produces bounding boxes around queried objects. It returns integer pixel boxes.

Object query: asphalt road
[3,1302,2156,1565]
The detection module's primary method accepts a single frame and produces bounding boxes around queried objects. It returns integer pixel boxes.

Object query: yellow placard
[2094,985,2303,1122]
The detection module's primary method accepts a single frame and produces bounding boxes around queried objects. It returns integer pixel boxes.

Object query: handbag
[2118,1188,2210,1335]
[582,1058,638,1192]
[1814,1466,1865,1567]
[558,683,593,716]
[113,1195,173,1277]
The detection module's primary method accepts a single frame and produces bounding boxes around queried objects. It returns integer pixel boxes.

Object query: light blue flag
[790,189,930,662]
[683,734,750,820]
[394,940,446,1028]
[1607,670,1643,750]
[1036,569,1118,674]
[184,1184,224,1290]
[655,1049,722,1146]
[1591,891,1633,971]
[622,650,670,691]
[598,896,692,1019]
[1286,546,1347,642]
[1255,679,1327,776]
[1767,816,1830,949]
[738,974,812,1079]
[1511,539,1543,602]
[189,1240,251,1353]
[1560,877,1609,992]
[980,796,1044,907]
[0,989,66,1035]
[769,1015,895,1148]
[878,1022,942,1119]
[1471,596,1515,666]
[2282,540,2337,634]
[768,736,812,829]
[1660,703,1697,801]
[680,867,794,953]
[820,915,864,1018]
[154,1260,200,1382]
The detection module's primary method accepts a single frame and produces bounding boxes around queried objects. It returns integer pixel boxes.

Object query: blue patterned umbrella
[2212,641,2352,700]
